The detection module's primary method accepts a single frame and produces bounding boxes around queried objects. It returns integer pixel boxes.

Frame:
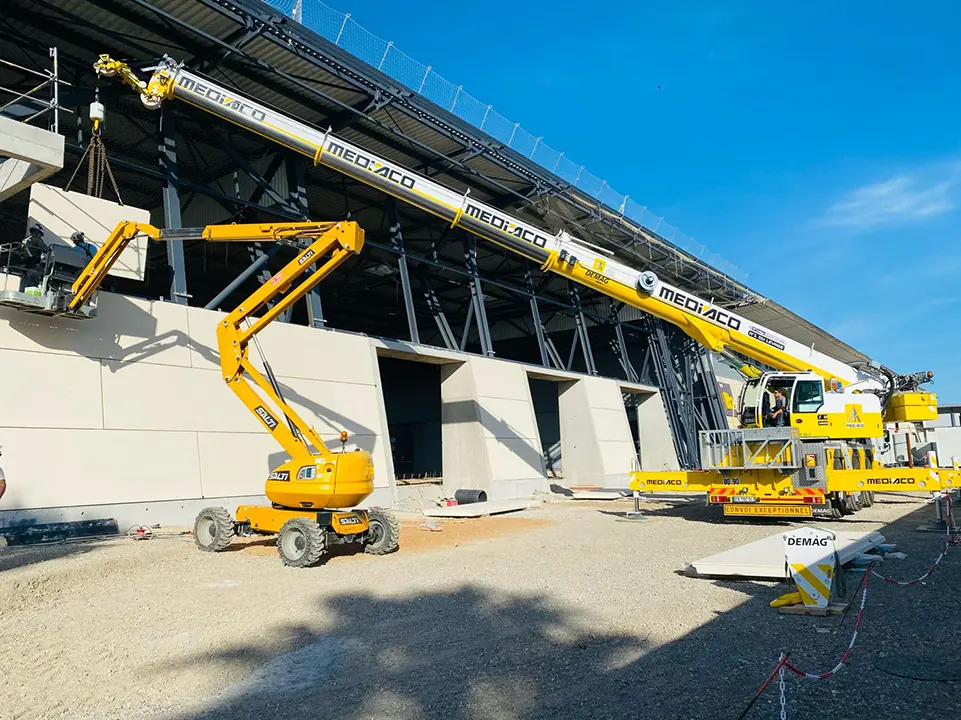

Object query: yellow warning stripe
[791,563,830,600]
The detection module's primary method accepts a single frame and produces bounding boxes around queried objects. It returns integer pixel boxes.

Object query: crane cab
[738,372,884,440]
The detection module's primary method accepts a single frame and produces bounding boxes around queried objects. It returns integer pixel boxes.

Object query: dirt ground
[1,494,959,719]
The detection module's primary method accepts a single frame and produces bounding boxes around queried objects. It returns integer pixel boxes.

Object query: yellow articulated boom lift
[0,218,399,567]
[94,54,957,520]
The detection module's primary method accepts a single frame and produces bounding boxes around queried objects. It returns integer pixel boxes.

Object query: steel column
[463,235,494,357]
[287,155,324,327]
[646,317,698,468]
[159,104,188,304]
[387,197,420,343]
[568,283,597,375]
[526,268,551,368]
[420,276,458,350]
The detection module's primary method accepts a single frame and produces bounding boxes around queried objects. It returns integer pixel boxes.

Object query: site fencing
[268,0,747,282]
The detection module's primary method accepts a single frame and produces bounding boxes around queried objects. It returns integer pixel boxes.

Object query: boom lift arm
[68,221,323,313]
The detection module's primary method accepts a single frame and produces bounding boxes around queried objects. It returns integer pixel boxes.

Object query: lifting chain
[65,86,123,205]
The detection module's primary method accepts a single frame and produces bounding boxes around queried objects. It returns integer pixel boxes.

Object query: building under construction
[0,0,873,527]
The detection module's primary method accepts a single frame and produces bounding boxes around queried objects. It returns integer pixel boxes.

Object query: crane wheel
[861,491,876,508]
[277,517,326,568]
[193,507,235,552]
[364,508,400,556]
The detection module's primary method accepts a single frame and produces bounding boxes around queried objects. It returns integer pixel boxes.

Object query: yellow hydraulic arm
[216,221,364,468]
[69,220,333,312]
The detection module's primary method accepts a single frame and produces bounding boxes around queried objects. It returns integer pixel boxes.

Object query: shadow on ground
[158,498,959,720]
[0,537,111,573]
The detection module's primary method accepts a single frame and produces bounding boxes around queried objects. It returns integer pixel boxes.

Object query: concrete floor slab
[683,529,886,579]
[422,499,540,518]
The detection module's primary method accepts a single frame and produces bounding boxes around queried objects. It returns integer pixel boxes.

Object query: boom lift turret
[92,54,957,519]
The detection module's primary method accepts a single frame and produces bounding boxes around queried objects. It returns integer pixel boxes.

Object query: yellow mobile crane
[0,219,399,566]
[93,54,957,519]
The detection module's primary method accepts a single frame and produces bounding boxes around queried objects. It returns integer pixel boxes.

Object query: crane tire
[861,492,875,508]
[364,508,400,556]
[277,517,326,568]
[194,507,235,552]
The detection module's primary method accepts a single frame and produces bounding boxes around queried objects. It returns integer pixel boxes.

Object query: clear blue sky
[324,0,961,400]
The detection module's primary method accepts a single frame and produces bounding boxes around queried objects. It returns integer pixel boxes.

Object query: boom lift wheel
[193,507,235,552]
[364,508,400,555]
[277,517,327,568]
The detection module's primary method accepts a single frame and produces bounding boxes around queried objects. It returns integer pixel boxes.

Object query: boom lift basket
[699,428,801,471]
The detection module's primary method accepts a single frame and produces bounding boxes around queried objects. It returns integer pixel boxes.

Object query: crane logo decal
[657,287,741,330]
[255,405,279,431]
[845,405,864,429]
[325,141,417,190]
[463,203,550,248]
[177,76,267,122]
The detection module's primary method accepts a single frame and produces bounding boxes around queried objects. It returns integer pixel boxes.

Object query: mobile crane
[0,218,399,566]
[92,54,957,519]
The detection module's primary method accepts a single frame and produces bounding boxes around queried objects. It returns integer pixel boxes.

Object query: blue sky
[322,0,961,399]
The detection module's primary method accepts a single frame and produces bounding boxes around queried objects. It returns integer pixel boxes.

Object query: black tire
[861,491,875,508]
[364,508,400,555]
[845,492,863,513]
[277,517,326,568]
[194,507,235,552]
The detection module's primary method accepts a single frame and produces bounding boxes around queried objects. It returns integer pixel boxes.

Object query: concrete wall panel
[440,358,547,498]
[196,432,278,499]
[0,294,189,368]
[635,391,681,471]
[28,184,148,281]
[101,361,261,434]
[0,428,201,509]
[0,349,102,429]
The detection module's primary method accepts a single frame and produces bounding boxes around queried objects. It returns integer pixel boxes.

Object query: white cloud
[821,161,961,231]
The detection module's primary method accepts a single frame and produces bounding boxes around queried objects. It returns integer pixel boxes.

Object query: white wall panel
[0,428,201,509]
[0,349,102,429]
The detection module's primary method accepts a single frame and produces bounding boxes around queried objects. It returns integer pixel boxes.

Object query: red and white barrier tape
[783,568,871,680]
[870,493,958,587]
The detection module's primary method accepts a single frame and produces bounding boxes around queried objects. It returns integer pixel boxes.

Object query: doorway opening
[377,356,443,483]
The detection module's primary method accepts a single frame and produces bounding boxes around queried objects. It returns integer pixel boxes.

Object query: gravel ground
[1,493,958,720]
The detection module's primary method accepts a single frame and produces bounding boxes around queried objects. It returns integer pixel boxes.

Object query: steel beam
[159,104,188,305]
[204,242,282,310]
[387,198,420,343]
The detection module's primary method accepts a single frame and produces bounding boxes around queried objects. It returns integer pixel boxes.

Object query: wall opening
[377,356,442,482]
[528,377,562,479]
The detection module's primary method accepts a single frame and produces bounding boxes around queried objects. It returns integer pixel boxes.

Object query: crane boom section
[97,56,876,389]
[216,221,364,465]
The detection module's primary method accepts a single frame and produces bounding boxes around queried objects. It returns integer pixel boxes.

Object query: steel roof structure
[0,0,870,365]
[0,0,878,466]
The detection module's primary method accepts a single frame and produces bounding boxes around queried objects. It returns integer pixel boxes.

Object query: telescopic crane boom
[95,54,953,519]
